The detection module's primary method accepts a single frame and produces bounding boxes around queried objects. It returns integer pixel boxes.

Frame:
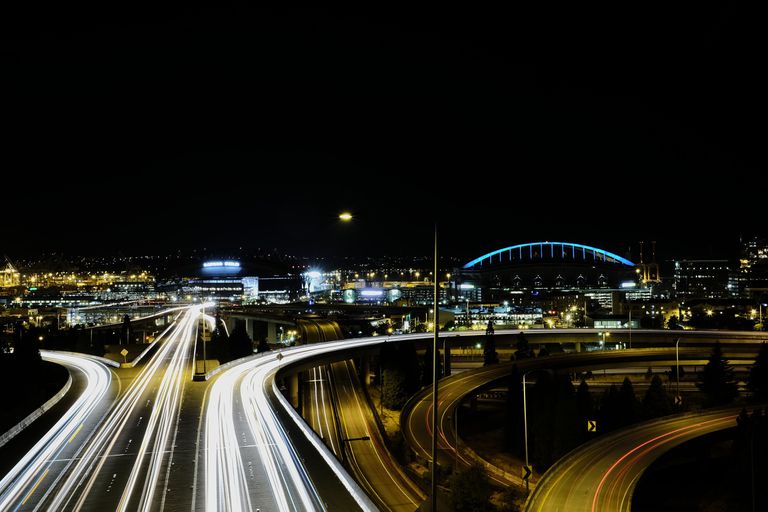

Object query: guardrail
[0,370,72,448]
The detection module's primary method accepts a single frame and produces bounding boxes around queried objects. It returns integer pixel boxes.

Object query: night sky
[1,6,764,260]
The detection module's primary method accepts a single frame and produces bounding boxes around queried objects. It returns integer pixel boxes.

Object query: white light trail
[0,352,112,509]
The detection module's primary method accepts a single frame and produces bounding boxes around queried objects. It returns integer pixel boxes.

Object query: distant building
[740,237,768,298]
[673,260,730,298]
[1,259,20,288]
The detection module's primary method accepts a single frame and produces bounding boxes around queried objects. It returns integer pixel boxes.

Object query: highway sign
[522,464,532,480]
[276,353,284,362]
[587,420,597,432]
[674,395,682,406]
[120,348,129,357]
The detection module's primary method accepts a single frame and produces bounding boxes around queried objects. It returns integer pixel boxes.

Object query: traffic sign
[522,464,532,481]
[587,420,597,432]
[120,348,129,357]
[674,395,682,406]
[276,353,284,362]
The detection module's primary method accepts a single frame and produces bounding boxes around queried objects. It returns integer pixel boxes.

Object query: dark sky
[1,5,764,261]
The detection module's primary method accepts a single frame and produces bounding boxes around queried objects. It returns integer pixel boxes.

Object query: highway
[0,306,200,511]
[329,360,424,511]
[302,365,343,459]
[524,407,742,512]
[401,348,758,489]
[0,351,114,510]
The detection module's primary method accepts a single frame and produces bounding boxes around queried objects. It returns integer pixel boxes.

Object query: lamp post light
[341,213,439,510]
[521,369,541,492]
[675,337,681,402]
[430,225,439,512]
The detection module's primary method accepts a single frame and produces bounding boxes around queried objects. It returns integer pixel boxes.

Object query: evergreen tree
[382,366,408,409]
[514,331,532,360]
[399,341,421,395]
[697,341,738,406]
[448,464,495,512]
[748,342,768,400]
[617,377,640,426]
[642,374,672,418]
[482,333,498,366]
[256,337,270,353]
[598,384,621,432]
[228,320,253,359]
[209,316,230,362]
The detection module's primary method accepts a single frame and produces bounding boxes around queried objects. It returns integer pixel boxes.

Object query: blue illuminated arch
[463,242,635,269]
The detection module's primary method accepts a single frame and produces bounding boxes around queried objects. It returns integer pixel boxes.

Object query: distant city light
[203,261,240,268]
[620,281,636,288]
[459,283,475,290]
[360,289,383,297]
[306,270,322,278]
[338,212,353,221]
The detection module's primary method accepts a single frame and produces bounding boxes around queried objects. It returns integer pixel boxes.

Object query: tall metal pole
[202,304,207,374]
[675,337,681,399]
[628,303,632,349]
[522,371,530,492]
[431,224,439,511]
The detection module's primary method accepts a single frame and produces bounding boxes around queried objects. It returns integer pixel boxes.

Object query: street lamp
[521,369,545,492]
[341,214,440,510]
[675,337,681,402]
[430,224,439,512]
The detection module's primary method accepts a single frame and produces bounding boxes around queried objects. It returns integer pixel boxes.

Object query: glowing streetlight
[338,212,353,222]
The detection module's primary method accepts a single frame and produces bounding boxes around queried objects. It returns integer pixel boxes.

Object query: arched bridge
[463,241,635,269]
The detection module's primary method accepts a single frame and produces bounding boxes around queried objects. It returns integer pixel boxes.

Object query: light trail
[0,352,112,510]
[41,306,197,511]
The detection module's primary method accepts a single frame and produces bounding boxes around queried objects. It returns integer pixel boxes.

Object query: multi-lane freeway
[1,327,763,511]
[402,348,758,490]
[524,408,742,512]
[0,306,200,511]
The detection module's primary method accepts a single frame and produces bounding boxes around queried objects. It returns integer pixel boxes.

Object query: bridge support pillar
[575,342,582,353]
[267,321,278,344]
[289,373,300,409]
[245,319,255,340]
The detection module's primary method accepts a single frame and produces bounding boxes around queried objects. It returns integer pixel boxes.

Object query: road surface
[402,348,756,489]
[524,408,743,512]
[329,360,424,511]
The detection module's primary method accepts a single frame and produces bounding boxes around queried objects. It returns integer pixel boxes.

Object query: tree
[748,342,768,400]
[209,315,230,362]
[256,337,270,353]
[642,375,672,418]
[482,334,498,366]
[617,377,640,426]
[382,366,408,409]
[228,320,253,360]
[514,331,532,360]
[697,341,738,406]
[538,345,551,358]
[448,464,495,512]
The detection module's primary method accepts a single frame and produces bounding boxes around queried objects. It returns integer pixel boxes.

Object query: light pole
[675,337,681,401]
[430,224,439,512]
[521,370,536,492]
[341,212,439,510]
[628,302,632,349]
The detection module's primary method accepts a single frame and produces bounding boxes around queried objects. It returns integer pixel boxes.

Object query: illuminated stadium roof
[463,242,635,269]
